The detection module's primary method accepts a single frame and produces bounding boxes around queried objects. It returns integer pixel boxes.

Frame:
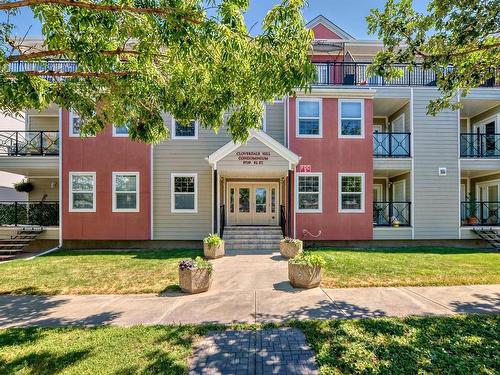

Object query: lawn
[0,315,498,375]
[314,247,500,288]
[0,249,202,295]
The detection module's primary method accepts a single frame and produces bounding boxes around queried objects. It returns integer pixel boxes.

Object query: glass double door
[227,183,279,226]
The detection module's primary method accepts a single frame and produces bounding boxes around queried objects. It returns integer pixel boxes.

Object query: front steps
[0,227,44,261]
[473,228,500,250]
[223,226,283,251]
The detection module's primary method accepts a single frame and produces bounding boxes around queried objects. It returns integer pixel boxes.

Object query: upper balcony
[313,62,499,88]
[0,131,59,157]
[373,132,411,158]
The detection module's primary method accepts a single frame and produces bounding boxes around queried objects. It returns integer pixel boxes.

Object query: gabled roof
[306,15,355,40]
[207,129,300,169]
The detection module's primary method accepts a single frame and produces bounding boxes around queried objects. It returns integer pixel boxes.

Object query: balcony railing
[461,201,500,226]
[314,62,498,87]
[0,131,59,156]
[460,133,500,158]
[9,60,78,81]
[0,201,59,226]
[373,202,411,227]
[373,132,411,158]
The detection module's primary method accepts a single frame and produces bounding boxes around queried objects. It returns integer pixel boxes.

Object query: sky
[5,0,431,40]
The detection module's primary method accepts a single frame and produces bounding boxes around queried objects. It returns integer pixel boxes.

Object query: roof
[306,15,355,40]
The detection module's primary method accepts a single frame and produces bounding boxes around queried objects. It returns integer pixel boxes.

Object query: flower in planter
[203,233,225,259]
[178,256,213,273]
[203,233,223,247]
[178,256,213,294]
[13,179,34,193]
[288,251,326,289]
[281,237,302,245]
[288,251,326,268]
[280,237,303,259]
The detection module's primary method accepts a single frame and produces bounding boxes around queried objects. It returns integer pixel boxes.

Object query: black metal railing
[280,205,286,237]
[0,131,59,156]
[0,201,59,226]
[461,201,500,226]
[460,133,500,158]
[373,132,411,157]
[373,202,411,226]
[219,204,226,237]
[313,62,499,87]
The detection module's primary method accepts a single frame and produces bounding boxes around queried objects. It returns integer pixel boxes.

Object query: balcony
[0,201,59,227]
[460,133,500,158]
[373,133,411,158]
[461,201,500,226]
[0,131,59,156]
[314,62,498,87]
[373,202,411,227]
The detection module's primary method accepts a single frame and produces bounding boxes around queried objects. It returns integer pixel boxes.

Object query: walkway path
[0,251,498,328]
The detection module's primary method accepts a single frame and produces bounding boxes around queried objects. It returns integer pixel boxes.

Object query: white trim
[58,108,63,247]
[69,172,96,212]
[373,183,383,202]
[338,99,365,139]
[471,113,500,133]
[295,88,376,99]
[410,88,415,238]
[69,110,80,137]
[296,97,323,138]
[306,15,355,39]
[295,172,323,213]
[171,118,199,140]
[112,172,140,212]
[392,179,406,201]
[170,173,198,213]
[338,173,365,213]
[112,125,129,137]
[262,104,267,132]
[150,145,154,240]
[391,114,405,133]
[475,179,500,202]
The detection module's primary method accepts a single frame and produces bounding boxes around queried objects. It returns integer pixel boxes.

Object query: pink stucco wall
[288,97,374,241]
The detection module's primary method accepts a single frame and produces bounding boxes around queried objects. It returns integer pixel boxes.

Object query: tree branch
[0,0,202,24]
[447,42,500,57]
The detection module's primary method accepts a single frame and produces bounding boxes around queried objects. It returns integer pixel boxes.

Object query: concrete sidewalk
[0,251,498,327]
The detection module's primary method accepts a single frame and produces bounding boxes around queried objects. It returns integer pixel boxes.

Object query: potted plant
[280,237,303,259]
[178,257,213,294]
[288,252,326,289]
[13,179,34,193]
[203,233,224,259]
[391,216,401,228]
[467,194,479,225]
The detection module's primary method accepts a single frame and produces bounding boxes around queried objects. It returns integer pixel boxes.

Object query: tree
[0,0,315,143]
[367,0,500,115]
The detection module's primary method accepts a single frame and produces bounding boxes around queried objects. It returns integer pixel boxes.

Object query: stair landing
[0,227,44,261]
[223,226,283,251]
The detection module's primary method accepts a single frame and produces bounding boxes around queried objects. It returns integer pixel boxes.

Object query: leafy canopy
[367,0,500,114]
[0,0,315,143]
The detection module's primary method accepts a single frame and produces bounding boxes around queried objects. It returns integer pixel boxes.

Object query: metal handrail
[460,133,500,158]
[373,132,411,158]
[0,201,59,226]
[373,201,411,226]
[280,205,286,237]
[0,131,59,156]
[219,205,226,237]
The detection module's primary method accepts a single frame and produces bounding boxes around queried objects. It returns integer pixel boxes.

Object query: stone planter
[203,242,225,259]
[280,241,303,259]
[288,263,322,289]
[179,268,212,294]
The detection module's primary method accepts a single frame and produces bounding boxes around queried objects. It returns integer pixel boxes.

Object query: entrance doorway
[227,182,279,225]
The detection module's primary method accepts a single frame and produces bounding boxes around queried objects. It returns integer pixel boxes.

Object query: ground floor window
[171,173,197,213]
[113,172,139,212]
[339,173,365,212]
[296,173,322,212]
[69,172,96,212]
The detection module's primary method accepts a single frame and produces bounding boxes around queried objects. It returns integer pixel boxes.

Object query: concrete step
[224,230,282,236]
[226,243,279,250]
[0,255,16,261]
[224,238,281,244]
[223,234,283,240]
[0,249,24,255]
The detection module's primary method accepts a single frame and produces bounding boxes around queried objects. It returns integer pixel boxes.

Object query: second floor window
[297,99,322,137]
[172,119,198,139]
[69,111,81,137]
[113,125,129,137]
[339,100,364,138]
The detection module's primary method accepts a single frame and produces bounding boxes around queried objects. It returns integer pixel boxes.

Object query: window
[297,99,322,137]
[69,111,82,137]
[113,172,139,212]
[171,119,198,139]
[69,172,96,212]
[339,173,365,212]
[171,173,197,213]
[296,173,322,212]
[113,124,129,137]
[339,100,364,138]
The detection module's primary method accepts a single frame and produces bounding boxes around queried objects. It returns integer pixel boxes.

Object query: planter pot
[288,263,322,289]
[280,241,303,259]
[468,217,479,225]
[391,221,400,228]
[179,268,212,294]
[204,242,224,259]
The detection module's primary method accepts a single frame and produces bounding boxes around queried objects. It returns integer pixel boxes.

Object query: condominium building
[1,15,499,251]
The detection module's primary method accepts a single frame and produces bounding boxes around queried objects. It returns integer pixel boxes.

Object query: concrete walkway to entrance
[0,250,499,328]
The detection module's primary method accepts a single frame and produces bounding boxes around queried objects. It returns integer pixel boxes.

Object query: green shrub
[289,251,326,268]
[203,233,223,247]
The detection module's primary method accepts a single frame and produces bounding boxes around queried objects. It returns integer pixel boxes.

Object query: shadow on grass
[309,246,497,255]
[43,249,203,260]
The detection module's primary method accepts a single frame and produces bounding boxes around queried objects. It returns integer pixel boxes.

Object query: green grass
[294,315,500,375]
[0,316,498,375]
[0,249,202,295]
[313,247,500,288]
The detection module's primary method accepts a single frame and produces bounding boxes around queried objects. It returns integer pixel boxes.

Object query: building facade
[1,15,499,248]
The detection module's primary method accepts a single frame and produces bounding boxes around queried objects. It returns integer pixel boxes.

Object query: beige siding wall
[28,116,58,131]
[266,101,285,144]
[460,119,468,133]
[28,178,59,201]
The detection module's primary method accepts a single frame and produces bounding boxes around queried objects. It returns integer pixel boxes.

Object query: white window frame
[391,114,405,133]
[112,125,130,137]
[338,173,365,213]
[296,98,323,138]
[171,118,199,140]
[472,114,499,134]
[295,172,323,213]
[171,173,198,213]
[69,171,96,212]
[69,110,95,137]
[112,172,140,212]
[338,99,365,139]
